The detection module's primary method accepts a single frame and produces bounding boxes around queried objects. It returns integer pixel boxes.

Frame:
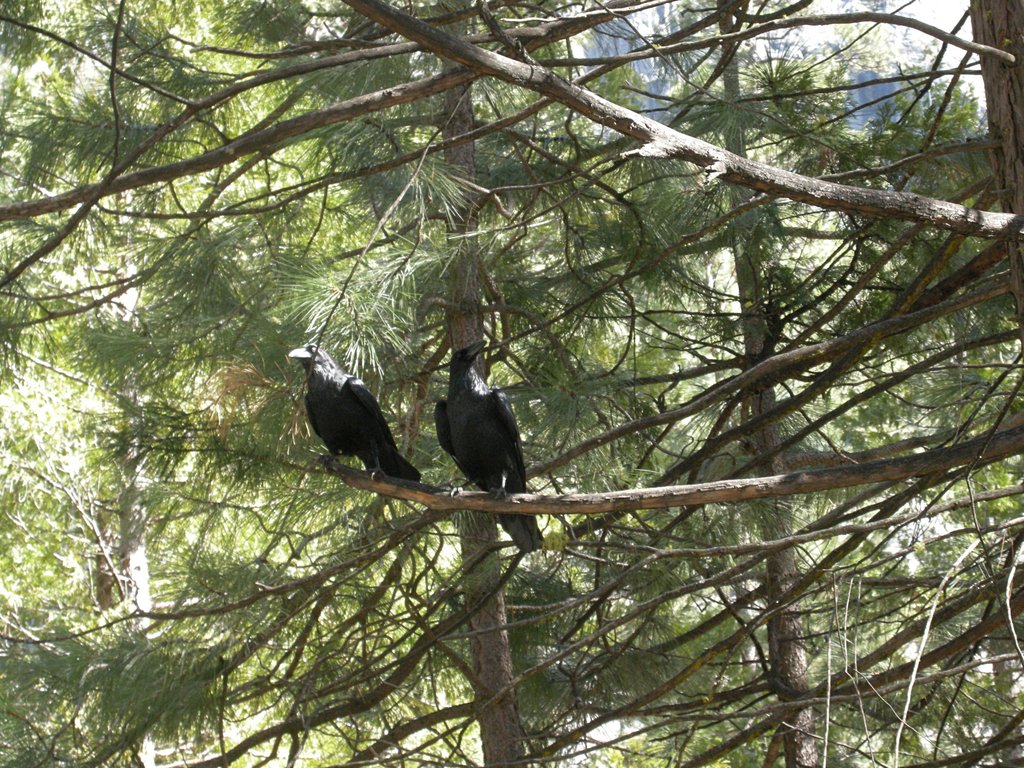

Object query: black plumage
[435,341,543,553]
[288,345,420,482]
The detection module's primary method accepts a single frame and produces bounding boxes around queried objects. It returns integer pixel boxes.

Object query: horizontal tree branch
[0,70,471,226]
[318,420,1024,516]
[533,278,1009,477]
[341,0,1024,240]
[0,0,663,226]
[342,702,475,766]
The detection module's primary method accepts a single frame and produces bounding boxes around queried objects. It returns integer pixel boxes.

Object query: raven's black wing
[303,392,323,442]
[491,388,527,492]
[345,376,421,481]
[345,376,400,450]
[433,400,455,456]
[434,399,476,483]
[490,388,542,551]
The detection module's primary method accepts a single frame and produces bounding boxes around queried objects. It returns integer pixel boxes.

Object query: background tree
[1,1,1022,766]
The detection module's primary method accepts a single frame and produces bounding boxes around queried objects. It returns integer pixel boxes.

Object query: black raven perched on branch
[435,340,543,552]
[288,345,420,482]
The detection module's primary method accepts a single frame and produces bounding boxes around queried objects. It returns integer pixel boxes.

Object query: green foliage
[1,1,1021,766]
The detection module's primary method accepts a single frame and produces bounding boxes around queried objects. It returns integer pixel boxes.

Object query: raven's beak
[464,340,487,358]
[288,346,313,360]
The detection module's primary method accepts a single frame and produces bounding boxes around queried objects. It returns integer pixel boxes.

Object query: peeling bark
[340,0,1024,239]
[318,418,1024,516]
[971,0,1024,326]
[443,80,527,766]
[971,3,1024,762]
[718,6,815,761]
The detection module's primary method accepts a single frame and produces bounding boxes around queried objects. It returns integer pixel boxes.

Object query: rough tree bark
[971,0,1024,324]
[442,80,528,765]
[970,2,1024,762]
[118,276,157,768]
[719,5,816,766]
[338,0,1023,240]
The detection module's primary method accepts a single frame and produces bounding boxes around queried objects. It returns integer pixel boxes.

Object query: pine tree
[2,2,1023,766]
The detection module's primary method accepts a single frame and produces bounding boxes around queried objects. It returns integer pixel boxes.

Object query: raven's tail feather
[499,513,543,553]
[380,447,421,482]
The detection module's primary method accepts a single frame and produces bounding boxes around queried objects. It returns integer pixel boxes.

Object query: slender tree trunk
[443,80,527,766]
[970,0,1024,332]
[971,3,1024,762]
[720,5,816,766]
[95,506,119,611]
[118,426,156,768]
[106,270,156,768]
[117,430,152,616]
[734,231,816,768]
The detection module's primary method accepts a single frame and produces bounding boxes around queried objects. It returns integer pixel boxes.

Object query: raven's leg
[358,448,384,479]
[370,457,384,480]
[493,471,509,500]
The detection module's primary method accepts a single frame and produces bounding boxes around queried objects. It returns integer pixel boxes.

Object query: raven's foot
[494,472,510,499]
[443,483,463,498]
[318,454,334,469]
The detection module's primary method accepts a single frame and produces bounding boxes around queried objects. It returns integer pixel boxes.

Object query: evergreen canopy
[1,0,1022,766]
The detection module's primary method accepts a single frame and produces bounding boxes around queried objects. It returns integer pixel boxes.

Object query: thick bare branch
[0,70,470,227]
[340,0,1024,239]
[318,420,1024,516]
[534,279,1009,477]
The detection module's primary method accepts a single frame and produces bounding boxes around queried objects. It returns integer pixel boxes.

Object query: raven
[435,340,543,552]
[288,345,420,482]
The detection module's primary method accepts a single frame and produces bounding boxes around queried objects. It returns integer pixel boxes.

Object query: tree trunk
[970,0,1024,331]
[720,5,816,766]
[95,505,119,611]
[118,428,156,768]
[104,268,156,768]
[971,3,1024,763]
[117,434,152,615]
[736,247,817,768]
[443,80,527,766]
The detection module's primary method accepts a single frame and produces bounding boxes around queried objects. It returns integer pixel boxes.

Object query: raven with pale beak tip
[289,345,420,482]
